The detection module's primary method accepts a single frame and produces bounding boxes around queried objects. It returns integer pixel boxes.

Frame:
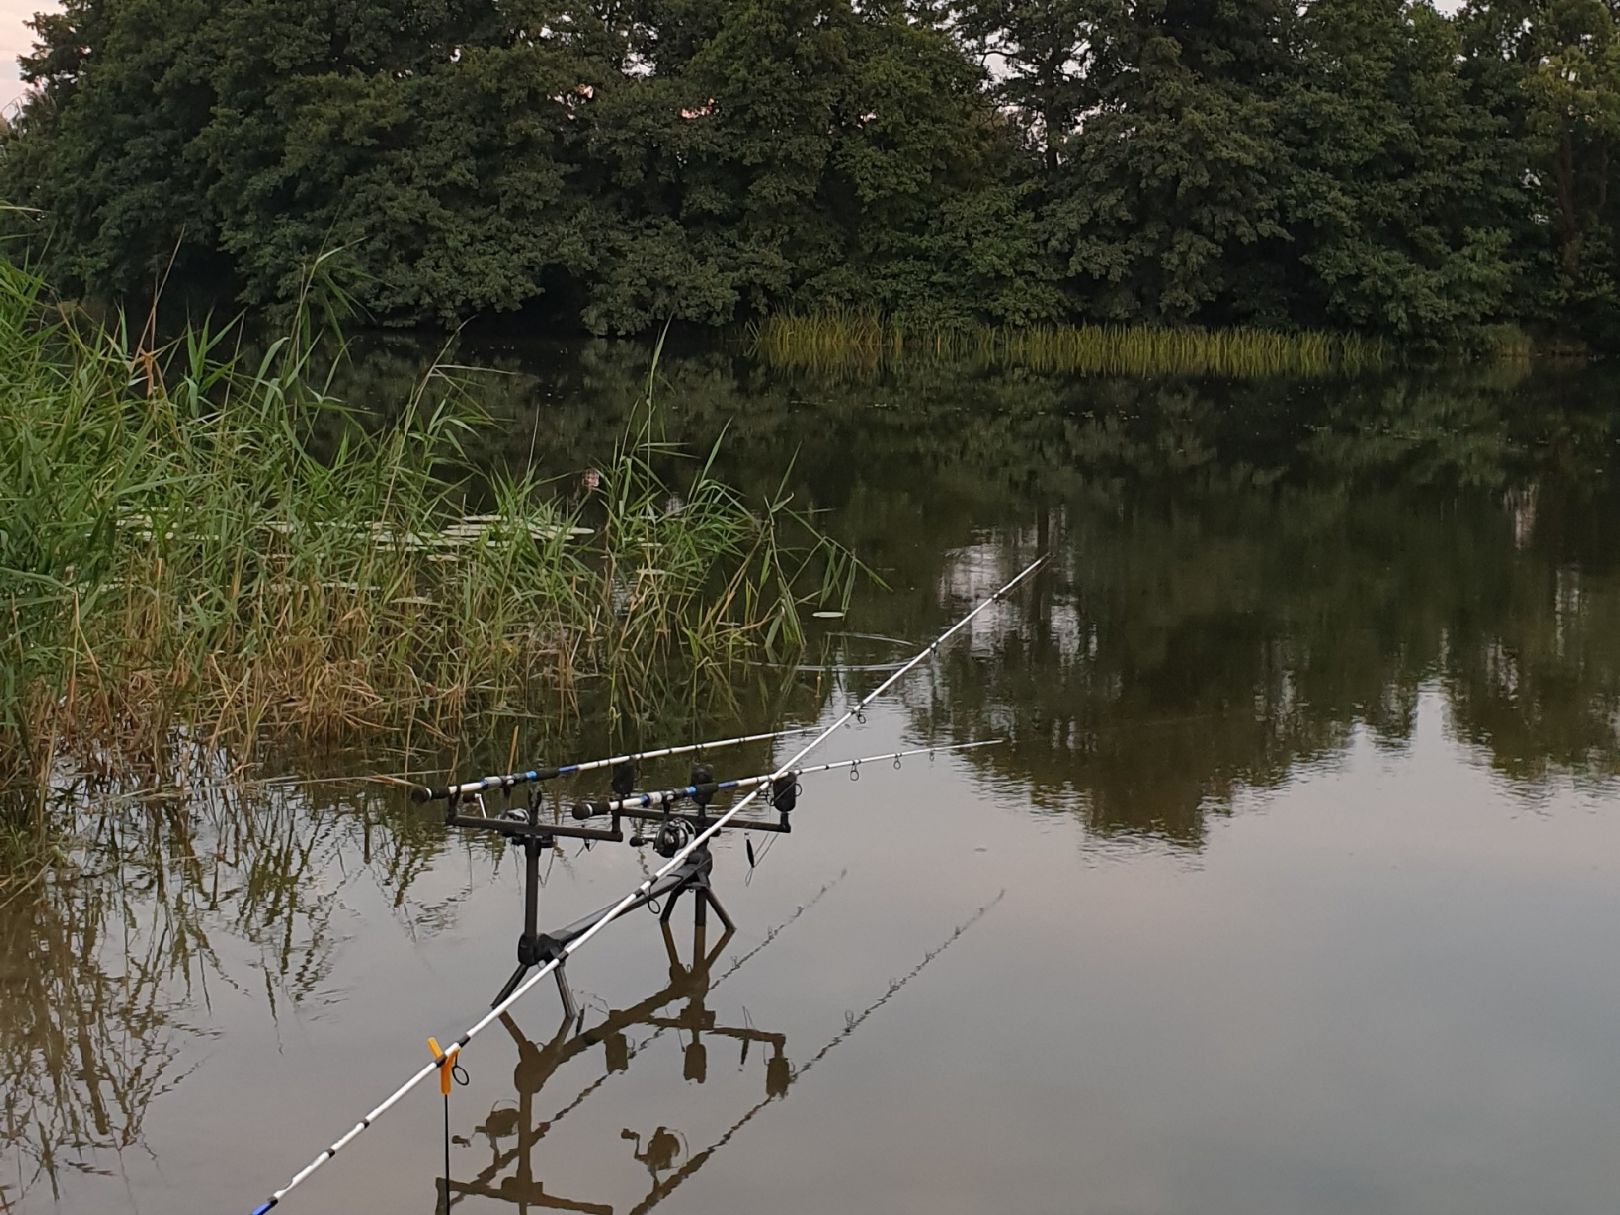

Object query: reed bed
[0,261,856,840]
[750,310,1387,379]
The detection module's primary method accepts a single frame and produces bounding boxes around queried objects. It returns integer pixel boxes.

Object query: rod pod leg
[702,887,735,933]
[493,961,529,1008]
[554,964,578,1024]
[490,834,574,1020]
[658,888,682,925]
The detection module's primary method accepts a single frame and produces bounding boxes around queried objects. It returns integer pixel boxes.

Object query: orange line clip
[427,1037,458,1097]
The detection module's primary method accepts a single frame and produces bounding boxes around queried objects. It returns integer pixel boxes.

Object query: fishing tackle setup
[445,741,1001,1013]
[247,555,1046,1215]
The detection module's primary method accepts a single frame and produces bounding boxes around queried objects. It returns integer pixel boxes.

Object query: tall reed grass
[0,261,857,840]
[750,310,1387,379]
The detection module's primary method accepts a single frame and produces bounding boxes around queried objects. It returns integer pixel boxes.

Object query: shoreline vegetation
[0,258,857,869]
[750,312,1391,379]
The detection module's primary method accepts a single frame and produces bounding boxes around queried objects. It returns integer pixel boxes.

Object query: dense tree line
[5,0,1620,345]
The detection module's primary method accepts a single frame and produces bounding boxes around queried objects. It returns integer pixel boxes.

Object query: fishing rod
[560,741,1005,824]
[450,739,998,1010]
[408,725,825,804]
[246,553,1046,1214]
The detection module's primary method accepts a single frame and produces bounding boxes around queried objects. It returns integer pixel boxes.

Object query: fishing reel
[629,763,713,856]
[505,787,538,825]
[498,785,543,840]
[628,816,693,857]
[653,818,693,859]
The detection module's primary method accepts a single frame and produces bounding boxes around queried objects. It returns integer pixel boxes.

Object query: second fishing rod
[408,725,825,804]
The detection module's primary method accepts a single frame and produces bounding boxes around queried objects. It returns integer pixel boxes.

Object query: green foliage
[1284,0,1517,338]
[1458,0,1620,341]
[9,0,1620,344]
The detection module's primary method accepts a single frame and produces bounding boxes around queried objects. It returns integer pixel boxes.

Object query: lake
[5,340,1620,1215]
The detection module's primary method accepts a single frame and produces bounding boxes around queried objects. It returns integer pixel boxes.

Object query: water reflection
[448,886,999,1215]
[446,918,787,1214]
[0,767,469,1206]
[5,339,1620,1213]
[335,337,1620,847]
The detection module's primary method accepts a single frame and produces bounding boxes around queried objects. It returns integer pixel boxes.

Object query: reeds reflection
[0,761,460,1205]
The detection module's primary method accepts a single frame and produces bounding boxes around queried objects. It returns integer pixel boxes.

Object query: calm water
[6,344,1620,1215]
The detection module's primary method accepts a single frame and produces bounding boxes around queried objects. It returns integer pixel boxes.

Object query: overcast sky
[1,0,42,109]
[1,0,1472,111]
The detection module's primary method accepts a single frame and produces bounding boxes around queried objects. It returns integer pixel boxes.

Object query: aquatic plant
[0,260,858,838]
[748,310,1388,379]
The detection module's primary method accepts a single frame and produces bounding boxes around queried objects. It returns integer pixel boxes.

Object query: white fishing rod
[247,553,1046,1214]
[406,725,825,804]
[562,741,1004,820]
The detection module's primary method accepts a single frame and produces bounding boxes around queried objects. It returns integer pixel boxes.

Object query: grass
[749,310,1387,379]
[0,259,859,855]
[1475,322,1535,360]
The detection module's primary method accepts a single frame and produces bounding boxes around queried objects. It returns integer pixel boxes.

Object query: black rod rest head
[517,932,567,968]
[689,763,715,810]
[611,760,638,798]
[770,776,798,814]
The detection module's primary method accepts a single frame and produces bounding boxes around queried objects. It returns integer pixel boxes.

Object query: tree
[577,0,1044,331]
[952,0,1125,173]
[1459,0,1620,339]
[1044,0,1296,324]
[195,5,601,318]
[1522,3,1620,275]
[7,0,222,296]
[1283,0,1516,339]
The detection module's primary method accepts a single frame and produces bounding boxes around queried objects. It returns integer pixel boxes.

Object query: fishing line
[245,555,1046,1214]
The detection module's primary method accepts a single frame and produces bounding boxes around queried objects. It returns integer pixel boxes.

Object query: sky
[0,0,1473,111]
[1,0,42,109]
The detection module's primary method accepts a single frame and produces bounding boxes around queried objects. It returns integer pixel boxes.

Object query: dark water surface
[7,344,1620,1214]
